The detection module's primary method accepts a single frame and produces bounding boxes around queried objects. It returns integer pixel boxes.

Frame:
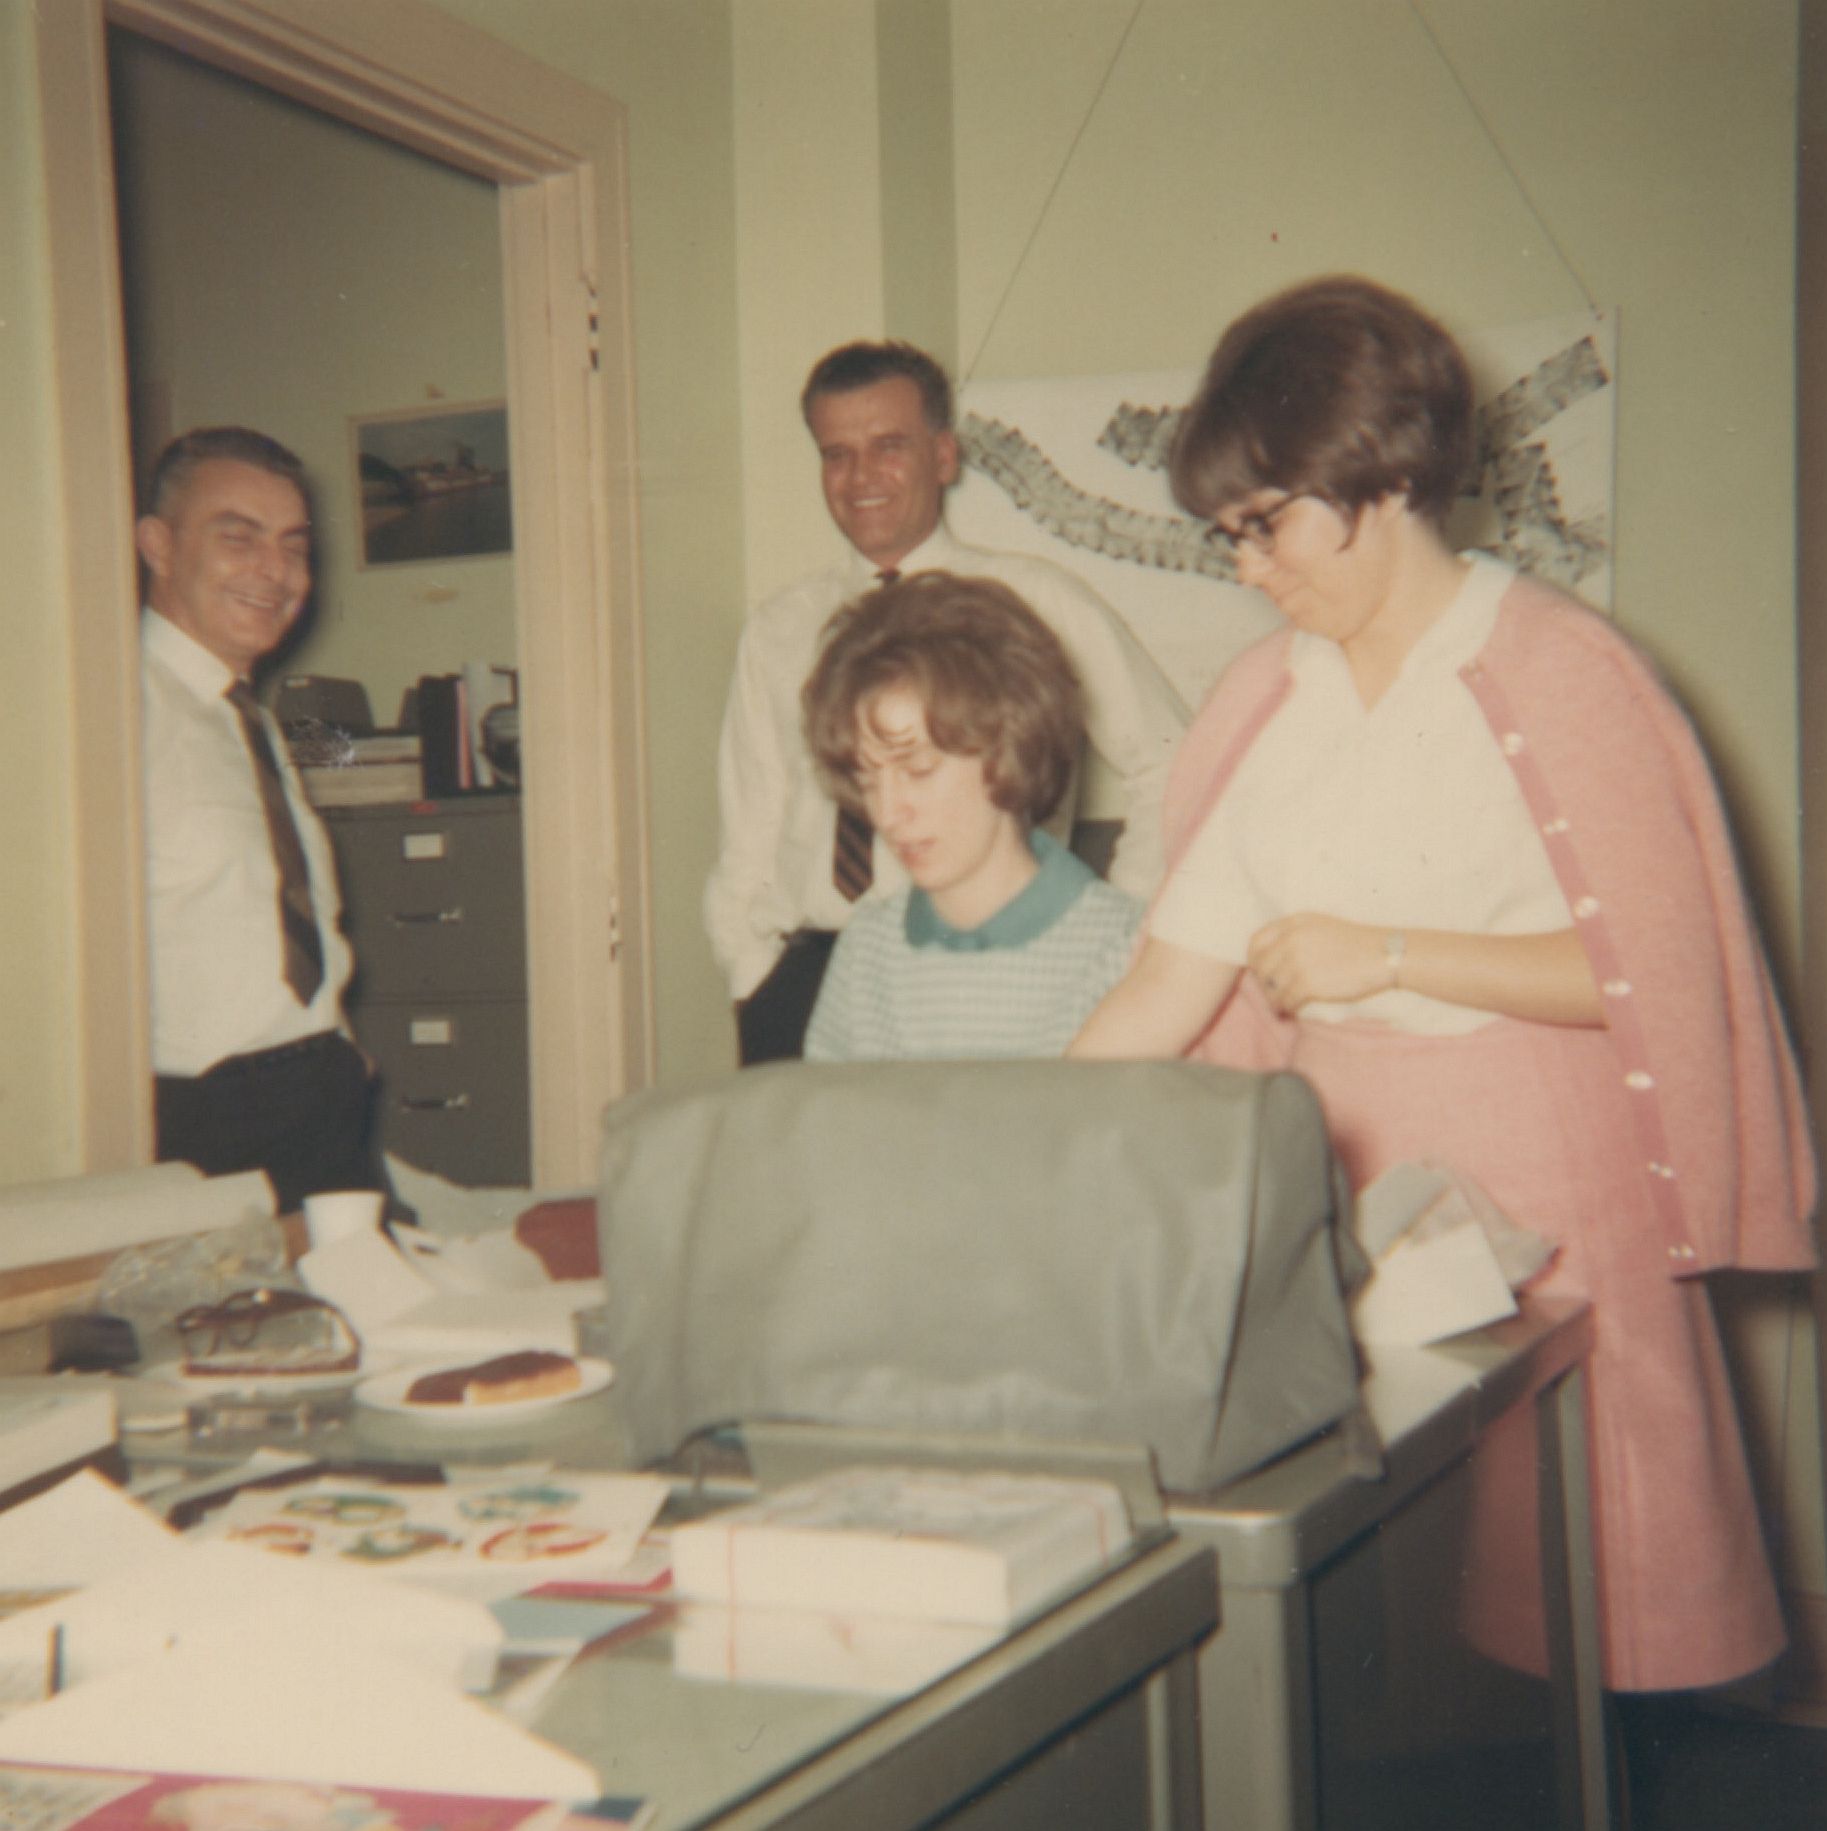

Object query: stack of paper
[0,1387,116,1499]
[671,1466,1134,1625]
[673,1603,998,1695]
[0,1166,272,1275]
[1349,1161,1557,1348]
[0,1640,597,1801]
[0,1474,601,1805]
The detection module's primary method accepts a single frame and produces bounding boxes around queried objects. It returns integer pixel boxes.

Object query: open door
[35,0,654,1187]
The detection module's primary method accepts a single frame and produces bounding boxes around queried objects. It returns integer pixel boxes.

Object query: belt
[199,1030,344,1081]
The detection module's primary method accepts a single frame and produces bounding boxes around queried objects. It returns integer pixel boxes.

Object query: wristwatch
[1383,931,1407,988]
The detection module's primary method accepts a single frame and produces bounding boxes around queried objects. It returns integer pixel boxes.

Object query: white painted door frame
[35,0,654,1187]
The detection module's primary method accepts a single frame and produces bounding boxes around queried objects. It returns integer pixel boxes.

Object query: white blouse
[1149,557,1573,1034]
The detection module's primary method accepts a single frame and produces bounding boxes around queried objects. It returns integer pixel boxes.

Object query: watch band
[1383,930,1407,988]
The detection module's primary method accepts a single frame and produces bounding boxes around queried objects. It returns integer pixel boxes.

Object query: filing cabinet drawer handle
[390,907,466,927]
[398,1092,473,1113]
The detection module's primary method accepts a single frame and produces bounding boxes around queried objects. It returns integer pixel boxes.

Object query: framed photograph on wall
[351,400,513,568]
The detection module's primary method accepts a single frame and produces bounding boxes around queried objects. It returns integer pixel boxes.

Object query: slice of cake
[406,1350,582,1407]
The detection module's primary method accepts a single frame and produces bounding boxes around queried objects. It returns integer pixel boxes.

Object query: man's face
[808,377,959,571]
[137,458,312,677]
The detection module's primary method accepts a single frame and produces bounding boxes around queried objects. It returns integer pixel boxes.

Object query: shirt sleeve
[1016,564,1186,901]
[702,611,796,1001]
[1147,789,1263,966]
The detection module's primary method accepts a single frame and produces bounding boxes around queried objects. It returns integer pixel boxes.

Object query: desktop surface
[116,1402,1214,1831]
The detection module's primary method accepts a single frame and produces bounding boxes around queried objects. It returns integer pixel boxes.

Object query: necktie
[831,569,900,901]
[227,679,325,1006]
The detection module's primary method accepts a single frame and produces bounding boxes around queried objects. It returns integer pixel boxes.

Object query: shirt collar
[904,829,1095,953]
[843,520,959,589]
[1288,551,1512,688]
[141,606,239,702]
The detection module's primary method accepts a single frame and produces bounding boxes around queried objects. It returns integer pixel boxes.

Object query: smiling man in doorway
[704,340,1186,1064]
[139,425,379,1210]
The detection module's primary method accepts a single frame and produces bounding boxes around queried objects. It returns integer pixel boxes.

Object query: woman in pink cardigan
[1071,277,1817,1711]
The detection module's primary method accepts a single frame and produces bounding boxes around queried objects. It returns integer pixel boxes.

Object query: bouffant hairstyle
[800,340,954,433]
[1169,275,1475,531]
[802,571,1082,826]
[146,425,311,519]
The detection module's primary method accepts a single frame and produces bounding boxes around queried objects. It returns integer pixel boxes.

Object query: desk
[51,1299,1599,1831]
[122,1414,1216,1831]
[551,1533,1215,1830]
[1170,1297,1605,1831]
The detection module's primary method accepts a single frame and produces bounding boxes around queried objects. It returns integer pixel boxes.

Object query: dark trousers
[155,1029,382,1213]
[736,929,838,1065]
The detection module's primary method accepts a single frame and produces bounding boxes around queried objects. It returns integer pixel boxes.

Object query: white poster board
[950,308,1616,715]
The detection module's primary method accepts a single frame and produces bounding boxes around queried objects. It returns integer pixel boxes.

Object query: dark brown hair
[802,571,1082,825]
[145,425,311,519]
[800,340,954,433]
[1170,275,1474,530]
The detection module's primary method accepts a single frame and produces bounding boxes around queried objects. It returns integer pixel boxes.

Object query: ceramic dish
[356,1356,613,1421]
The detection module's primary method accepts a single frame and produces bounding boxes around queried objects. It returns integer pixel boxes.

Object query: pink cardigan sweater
[1162,570,1818,1279]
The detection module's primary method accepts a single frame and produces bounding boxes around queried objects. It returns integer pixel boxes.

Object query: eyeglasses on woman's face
[1216,493,1318,557]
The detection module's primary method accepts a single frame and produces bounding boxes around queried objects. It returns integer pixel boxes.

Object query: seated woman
[801,571,1140,1061]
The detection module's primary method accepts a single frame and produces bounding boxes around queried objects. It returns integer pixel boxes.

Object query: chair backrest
[596,1059,1362,1494]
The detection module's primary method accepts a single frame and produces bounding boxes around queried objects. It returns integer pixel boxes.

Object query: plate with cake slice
[356,1350,613,1420]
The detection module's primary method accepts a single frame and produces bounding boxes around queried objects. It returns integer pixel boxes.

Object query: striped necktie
[832,568,899,901]
[226,679,325,1006]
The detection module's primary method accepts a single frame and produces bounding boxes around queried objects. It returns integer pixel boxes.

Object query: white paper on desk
[1350,1221,1519,1347]
[299,1227,433,1330]
[191,1470,670,1600]
[385,1225,605,1313]
[0,1637,600,1801]
[301,1231,599,1361]
[1349,1162,1553,1348]
[0,1165,273,1273]
[0,1469,175,1588]
[0,1538,503,1694]
[389,1222,552,1292]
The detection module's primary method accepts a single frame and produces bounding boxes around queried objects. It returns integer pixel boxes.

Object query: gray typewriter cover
[596,1059,1362,1493]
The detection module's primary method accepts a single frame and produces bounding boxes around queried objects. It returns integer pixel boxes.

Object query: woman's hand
[1246,916,1605,1027]
[1246,915,1391,1015]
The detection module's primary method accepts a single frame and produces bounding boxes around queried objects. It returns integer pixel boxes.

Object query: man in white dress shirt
[704,340,1185,1063]
[139,426,378,1210]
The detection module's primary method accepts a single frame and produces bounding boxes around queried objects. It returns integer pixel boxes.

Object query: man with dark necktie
[138,426,379,1209]
[705,340,1185,1064]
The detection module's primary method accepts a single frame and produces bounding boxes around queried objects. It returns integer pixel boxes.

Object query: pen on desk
[46,1622,62,1698]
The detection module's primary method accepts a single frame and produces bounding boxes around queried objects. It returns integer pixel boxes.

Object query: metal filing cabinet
[323,797,530,1186]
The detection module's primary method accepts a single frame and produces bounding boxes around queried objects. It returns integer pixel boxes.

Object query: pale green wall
[944,0,1803,983]
[732,1,889,602]
[0,1,80,1180]
[110,35,514,730]
[421,0,745,1085]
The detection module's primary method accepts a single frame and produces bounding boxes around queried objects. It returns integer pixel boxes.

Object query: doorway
[36,0,653,1188]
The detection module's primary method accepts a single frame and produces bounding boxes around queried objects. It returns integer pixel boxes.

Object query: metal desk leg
[1537,1363,1614,1830]
[1145,1648,1208,1831]
[1189,1581,1317,1830]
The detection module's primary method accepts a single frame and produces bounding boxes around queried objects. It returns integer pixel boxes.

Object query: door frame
[35,0,654,1187]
